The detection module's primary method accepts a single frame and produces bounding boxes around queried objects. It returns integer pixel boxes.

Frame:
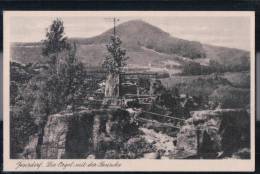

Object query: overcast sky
[9,13,252,51]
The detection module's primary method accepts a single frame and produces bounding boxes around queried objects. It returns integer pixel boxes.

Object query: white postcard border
[3,11,255,172]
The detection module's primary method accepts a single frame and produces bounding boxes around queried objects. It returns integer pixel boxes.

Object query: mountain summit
[86,20,170,45]
[73,20,206,59]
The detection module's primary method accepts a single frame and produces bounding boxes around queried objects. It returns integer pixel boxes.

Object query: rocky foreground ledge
[23,108,251,159]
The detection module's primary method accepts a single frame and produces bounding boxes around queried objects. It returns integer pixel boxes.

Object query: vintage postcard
[3,11,255,171]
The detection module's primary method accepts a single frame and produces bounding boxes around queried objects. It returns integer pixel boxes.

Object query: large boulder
[175,109,250,159]
[22,108,139,159]
[22,110,96,159]
[41,110,94,159]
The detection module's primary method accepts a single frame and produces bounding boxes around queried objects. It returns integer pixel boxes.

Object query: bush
[10,105,37,158]
[122,137,156,159]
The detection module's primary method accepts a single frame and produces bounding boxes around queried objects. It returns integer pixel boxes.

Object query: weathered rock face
[104,73,120,98]
[93,109,139,159]
[23,108,139,159]
[176,109,250,159]
[41,110,94,159]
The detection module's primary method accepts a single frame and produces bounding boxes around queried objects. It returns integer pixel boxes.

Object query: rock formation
[175,109,250,159]
[23,108,139,159]
[41,110,94,159]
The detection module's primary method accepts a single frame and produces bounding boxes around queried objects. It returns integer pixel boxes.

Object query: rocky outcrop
[41,110,94,159]
[23,108,139,159]
[94,109,139,159]
[175,109,250,159]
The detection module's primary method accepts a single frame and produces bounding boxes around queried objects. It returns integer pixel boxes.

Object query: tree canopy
[42,18,70,57]
[102,35,129,74]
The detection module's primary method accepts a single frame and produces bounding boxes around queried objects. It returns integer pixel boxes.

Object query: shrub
[10,105,37,158]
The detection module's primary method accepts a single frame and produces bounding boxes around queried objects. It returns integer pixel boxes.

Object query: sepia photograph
[3,11,255,171]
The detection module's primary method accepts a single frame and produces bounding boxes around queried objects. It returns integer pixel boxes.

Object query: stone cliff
[41,110,94,159]
[175,109,250,159]
[23,108,139,159]
[23,110,94,159]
